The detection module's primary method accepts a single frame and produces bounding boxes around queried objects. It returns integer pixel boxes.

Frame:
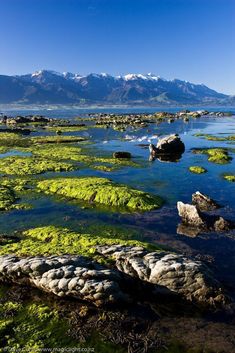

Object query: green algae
[45,125,88,132]
[0,132,30,150]
[0,182,33,211]
[92,164,117,172]
[189,166,207,174]
[1,177,33,192]
[31,135,87,144]
[0,225,161,259]
[192,148,232,164]
[223,174,235,182]
[0,284,127,352]
[194,133,235,142]
[28,143,139,170]
[0,297,78,350]
[0,186,16,210]
[0,156,75,175]
[31,144,83,160]
[37,177,163,211]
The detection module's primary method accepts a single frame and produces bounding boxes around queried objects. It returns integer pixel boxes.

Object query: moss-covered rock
[0,184,31,211]
[37,177,163,211]
[29,144,138,170]
[0,225,160,258]
[0,132,30,150]
[45,125,88,132]
[31,135,86,144]
[192,148,232,164]
[194,133,235,142]
[189,166,207,174]
[0,156,75,175]
[0,186,16,210]
[223,174,235,182]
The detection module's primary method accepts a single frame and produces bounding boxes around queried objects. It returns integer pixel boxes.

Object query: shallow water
[0,108,235,351]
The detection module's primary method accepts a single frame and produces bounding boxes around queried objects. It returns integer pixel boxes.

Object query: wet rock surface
[177,199,234,235]
[96,245,228,307]
[0,246,229,309]
[192,191,220,211]
[149,134,185,162]
[156,134,185,154]
[113,151,132,159]
[0,254,129,306]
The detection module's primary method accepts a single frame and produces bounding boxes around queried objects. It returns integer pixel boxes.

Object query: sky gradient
[0,0,234,94]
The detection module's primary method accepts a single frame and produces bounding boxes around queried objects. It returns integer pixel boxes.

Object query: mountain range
[0,70,234,106]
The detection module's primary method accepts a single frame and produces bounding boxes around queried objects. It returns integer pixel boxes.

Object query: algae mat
[37,177,163,211]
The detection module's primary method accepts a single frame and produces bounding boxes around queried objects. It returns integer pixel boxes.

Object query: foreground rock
[0,254,129,306]
[97,245,228,308]
[0,248,229,309]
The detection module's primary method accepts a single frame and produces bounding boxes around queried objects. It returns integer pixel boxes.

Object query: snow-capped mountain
[0,70,230,105]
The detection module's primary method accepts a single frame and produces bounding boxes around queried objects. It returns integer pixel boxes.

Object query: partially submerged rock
[223,174,235,182]
[192,191,220,211]
[113,151,131,159]
[0,156,75,175]
[97,245,228,307]
[156,134,185,154]
[177,202,206,228]
[192,148,232,164]
[189,166,207,174]
[177,199,234,235]
[149,134,185,162]
[0,186,16,210]
[37,177,163,211]
[0,255,128,306]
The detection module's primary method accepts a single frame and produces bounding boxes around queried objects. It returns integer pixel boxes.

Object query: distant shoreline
[1,104,235,111]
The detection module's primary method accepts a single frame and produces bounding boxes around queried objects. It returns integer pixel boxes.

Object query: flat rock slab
[0,254,129,306]
[96,245,228,308]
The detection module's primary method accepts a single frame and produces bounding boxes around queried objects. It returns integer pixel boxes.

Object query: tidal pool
[0,108,235,352]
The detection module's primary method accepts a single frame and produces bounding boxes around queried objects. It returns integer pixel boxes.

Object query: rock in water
[96,245,228,308]
[214,217,232,232]
[177,201,206,227]
[192,191,220,211]
[156,134,185,154]
[113,151,132,159]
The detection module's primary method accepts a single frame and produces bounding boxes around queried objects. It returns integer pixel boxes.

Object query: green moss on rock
[45,125,88,132]
[37,177,163,211]
[0,225,161,258]
[29,144,138,170]
[189,166,207,174]
[192,148,232,164]
[223,174,235,182]
[31,135,86,144]
[194,133,235,142]
[0,156,75,175]
[0,186,16,210]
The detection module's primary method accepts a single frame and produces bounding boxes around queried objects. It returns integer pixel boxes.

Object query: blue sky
[0,0,234,94]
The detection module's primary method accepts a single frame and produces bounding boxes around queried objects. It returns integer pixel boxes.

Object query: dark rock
[156,134,185,154]
[192,191,220,211]
[113,151,132,159]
